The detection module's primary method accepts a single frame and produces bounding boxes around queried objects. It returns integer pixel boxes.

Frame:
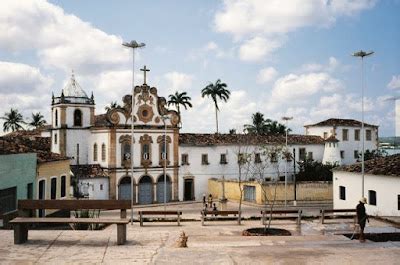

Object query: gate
[118,176,134,201]
[156,175,171,203]
[138,175,153,204]
[244,185,256,202]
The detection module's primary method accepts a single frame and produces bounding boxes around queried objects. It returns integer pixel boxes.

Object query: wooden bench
[320,209,356,224]
[138,210,182,226]
[201,210,241,226]
[260,209,302,226]
[9,200,131,245]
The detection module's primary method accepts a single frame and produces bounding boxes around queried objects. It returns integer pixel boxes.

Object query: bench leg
[201,216,204,226]
[14,224,28,244]
[139,213,143,227]
[117,224,126,245]
[321,210,325,224]
[177,215,181,226]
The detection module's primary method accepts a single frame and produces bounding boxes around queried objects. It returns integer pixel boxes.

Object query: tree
[29,112,47,129]
[244,112,269,134]
[1,108,25,132]
[363,149,388,161]
[229,128,237,134]
[296,159,335,182]
[168,91,192,126]
[104,101,121,111]
[266,120,287,134]
[201,79,230,133]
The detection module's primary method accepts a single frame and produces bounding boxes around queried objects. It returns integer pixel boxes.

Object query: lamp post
[282,116,293,207]
[122,40,145,225]
[352,50,374,198]
[161,115,170,211]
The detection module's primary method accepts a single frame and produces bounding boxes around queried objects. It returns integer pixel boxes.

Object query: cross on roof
[140,65,150,84]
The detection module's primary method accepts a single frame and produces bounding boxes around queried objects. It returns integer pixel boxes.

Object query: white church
[49,69,379,203]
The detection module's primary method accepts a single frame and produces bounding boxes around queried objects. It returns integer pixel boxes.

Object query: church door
[156,175,171,203]
[118,176,134,201]
[138,176,153,204]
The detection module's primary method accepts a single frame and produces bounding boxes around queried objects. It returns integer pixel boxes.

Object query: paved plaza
[1,202,399,264]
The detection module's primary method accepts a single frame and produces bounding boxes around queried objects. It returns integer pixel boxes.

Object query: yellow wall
[37,159,71,200]
[208,179,332,204]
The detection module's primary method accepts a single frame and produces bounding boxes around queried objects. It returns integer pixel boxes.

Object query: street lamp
[352,50,374,198]
[161,115,170,211]
[122,40,145,225]
[282,116,293,207]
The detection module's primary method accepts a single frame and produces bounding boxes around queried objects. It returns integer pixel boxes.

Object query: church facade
[49,70,379,203]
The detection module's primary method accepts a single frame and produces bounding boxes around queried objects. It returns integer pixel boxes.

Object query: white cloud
[204,41,218,51]
[0,0,130,74]
[214,0,376,38]
[257,67,278,84]
[387,75,400,89]
[163,72,194,96]
[300,57,340,73]
[239,36,283,62]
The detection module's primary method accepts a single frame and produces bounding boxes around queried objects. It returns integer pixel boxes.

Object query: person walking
[202,194,206,207]
[208,194,213,208]
[356,197,369,242]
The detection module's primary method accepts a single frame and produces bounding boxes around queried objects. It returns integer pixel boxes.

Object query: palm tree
[266,120,287,134]
[1,108,25,132]
[244,112,269,134]
[168,91,193,126]
[201,79,230,133]
[29,112,47,129]
[105,101,121,111]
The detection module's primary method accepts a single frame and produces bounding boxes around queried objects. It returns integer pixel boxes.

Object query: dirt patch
[242,227,291,236]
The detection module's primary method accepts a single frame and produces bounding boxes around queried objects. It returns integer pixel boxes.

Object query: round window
[142,109,148,117]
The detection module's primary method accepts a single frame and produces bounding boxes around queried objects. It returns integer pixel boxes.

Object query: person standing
[202,194,206,207]
[208,194,213,208]
[356,197,369,242]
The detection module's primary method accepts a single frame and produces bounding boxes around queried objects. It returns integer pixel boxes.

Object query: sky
[0,0,399,136]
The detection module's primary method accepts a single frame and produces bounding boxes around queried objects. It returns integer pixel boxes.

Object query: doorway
[184,178,194,201]
[38,180,46,217]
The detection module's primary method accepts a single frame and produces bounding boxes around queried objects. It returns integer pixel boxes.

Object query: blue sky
[0,0,399,136]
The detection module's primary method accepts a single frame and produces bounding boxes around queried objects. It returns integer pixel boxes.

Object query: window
[55,109,58,126]
[340,150,345,159]
[398,195,400,210]
[323,132,328,139]
[27,183,33,199]
[101,143,106,161]
[123,143,131,160]
[181,154,189,165]
[73,109,82,127]
[54,133,57,144]
[100,184,103,191]
[369,190,376,206]
[201,154,209,165]
[339,186,346,200]
[220,153,227,164]
[307,152,313,160]
[119,135,132,167]
[157,135,170,166]
[254,153,261,163]
[299,148,306,161]
[93,143,98,161]
[342,129,348,141]
[366,130,372,141]
[354,150,359,159]
[51,178,57,200]
[354,129,360,141]
[61,176,66,198]
[76,144,80,164]
[270,153,277,163]
[143,144,150,160]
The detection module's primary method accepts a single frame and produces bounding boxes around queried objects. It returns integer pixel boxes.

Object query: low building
[333,154,400,216]
[71,164,109,199]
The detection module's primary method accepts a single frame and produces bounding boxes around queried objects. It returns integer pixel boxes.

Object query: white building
[305,118,379,165]
[333,154,400,216]
[49,70,380,203]
[396,99,400,137]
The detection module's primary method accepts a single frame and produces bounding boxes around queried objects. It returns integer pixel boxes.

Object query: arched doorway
[138,175,153,204]
[156,175,171,203]
[118,176,135,201]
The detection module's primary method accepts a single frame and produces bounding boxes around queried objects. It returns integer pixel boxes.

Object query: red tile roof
[335,154,400,177]
[179,133,325,146]
[305,118,378,128]
[71,164,107,178]
[0,130,69,163]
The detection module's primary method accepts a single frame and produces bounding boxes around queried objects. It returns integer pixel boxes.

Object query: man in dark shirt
[356,197,369,242]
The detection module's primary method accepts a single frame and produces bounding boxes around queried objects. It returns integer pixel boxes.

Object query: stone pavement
[0,217,399,264]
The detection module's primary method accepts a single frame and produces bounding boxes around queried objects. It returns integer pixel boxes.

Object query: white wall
[66,106,92,128]
[66,130,90,165]
[333,171,400,216]
[179,143,325,201]
[89,131,109,167]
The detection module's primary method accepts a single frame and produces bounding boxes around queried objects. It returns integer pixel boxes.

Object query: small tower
[322,135,341,166]
[51,71,95,165]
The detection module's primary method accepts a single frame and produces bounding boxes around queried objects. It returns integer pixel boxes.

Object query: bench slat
[138,211,182,215]
[18,200,131,210]
[10,217,129,224]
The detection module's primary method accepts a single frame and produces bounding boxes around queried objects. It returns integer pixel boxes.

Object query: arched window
[54,133,57,144]
[74,109,82,127]
[55,109,58,126]
[157,135,171,166]
[93,143,98,161]
[101,143,106,161]
[119,135,133,168]
[139,134,153,167]
[61,175,66,198]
